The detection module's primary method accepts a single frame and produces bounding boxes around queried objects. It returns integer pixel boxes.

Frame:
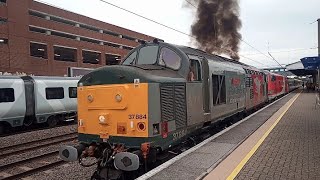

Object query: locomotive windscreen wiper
[129,57,136,65]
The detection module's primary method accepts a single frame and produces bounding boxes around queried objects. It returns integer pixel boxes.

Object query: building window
[0,38,8,44]
[30,42,48,59]
[79,24,99,32]
[103,30,119,37]
[29,26,47,34]
[212,74,226,105]
[82,50,101,64]
[0,0,7,5]
[51,31,76,40]
[46,87,64,99]
[80,37,100,44]
[54,46,77,62]
[104,42,120,48]
[69,87,77,98]
[29,10,46,19]
[0,88,14,103]
[106,54,121,65]
[123,46,133,50]
[122,35,135,41]
[50,16,76,26]
[0,17,7,24]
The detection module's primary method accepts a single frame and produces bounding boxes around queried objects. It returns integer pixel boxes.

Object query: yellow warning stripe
[227,92,301,180]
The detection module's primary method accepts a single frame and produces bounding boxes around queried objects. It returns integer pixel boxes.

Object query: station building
[0,0,154,76]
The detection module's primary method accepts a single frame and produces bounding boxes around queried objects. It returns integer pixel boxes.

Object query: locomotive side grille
[160,83,187,129]
[174,84,187,129]
[160,84,174,121]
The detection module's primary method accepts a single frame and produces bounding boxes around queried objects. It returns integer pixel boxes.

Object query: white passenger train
[0,75,80,134]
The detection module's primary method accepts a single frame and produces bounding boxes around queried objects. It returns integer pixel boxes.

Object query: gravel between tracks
[27,159,96,180]
[0,124,77,148]
[0,124,80,179]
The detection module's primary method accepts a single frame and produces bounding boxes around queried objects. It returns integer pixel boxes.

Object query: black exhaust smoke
[187,0,242,60]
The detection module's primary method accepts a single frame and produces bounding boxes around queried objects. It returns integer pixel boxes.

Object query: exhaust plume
[187,0,242,60]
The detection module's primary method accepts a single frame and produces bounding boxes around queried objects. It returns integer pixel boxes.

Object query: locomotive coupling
[59,144,86,162]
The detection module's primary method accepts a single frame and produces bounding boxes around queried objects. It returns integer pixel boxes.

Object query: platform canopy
[286,61,315,76]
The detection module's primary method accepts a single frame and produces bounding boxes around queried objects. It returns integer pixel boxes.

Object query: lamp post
[318,19,320,56]
[317,19,320,90]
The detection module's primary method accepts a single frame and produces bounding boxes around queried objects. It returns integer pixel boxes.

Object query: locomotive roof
[155,42,260,71]
[172,44,266,74]
[176,45,246,66]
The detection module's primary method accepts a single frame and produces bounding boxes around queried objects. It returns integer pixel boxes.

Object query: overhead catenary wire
[98,0,270,68]
[242,47,318,56]
[238,37,284,68]
[185,0,197,8]
[99,0,193,38]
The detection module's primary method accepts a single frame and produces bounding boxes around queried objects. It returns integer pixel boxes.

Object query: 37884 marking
[128,114,147,119]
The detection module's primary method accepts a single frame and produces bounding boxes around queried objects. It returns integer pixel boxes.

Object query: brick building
[0,0,154,76]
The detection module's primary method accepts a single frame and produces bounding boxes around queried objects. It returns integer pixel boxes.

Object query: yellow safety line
[227,92,301,180]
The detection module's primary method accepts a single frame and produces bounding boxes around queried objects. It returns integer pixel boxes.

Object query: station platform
[138,89,320,180]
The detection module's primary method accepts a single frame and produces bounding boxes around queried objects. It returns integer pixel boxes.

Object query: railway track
[0,132,78,180]
[0,132,78,158]
[0,151,65,180]
[0,121,77,137]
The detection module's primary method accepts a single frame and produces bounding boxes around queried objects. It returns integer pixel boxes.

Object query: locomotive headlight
[115,94,122,102]
[87,95,94,102]
[99,115,106,124]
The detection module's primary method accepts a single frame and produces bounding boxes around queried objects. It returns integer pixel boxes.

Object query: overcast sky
[37,0,319,68]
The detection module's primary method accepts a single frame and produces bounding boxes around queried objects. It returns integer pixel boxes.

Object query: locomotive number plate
[173,129,187,140]
[128,114,147,120]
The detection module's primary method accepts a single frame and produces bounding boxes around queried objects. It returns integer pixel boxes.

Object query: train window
[0,88,14,103]
[46,87,64,100]
[212,75,226,105]
[137,45,159,65]
[122,51,137,65]
[69,87,77,98]
[30,42,48,59]
[159,47,181,70]
[188,60,201,81]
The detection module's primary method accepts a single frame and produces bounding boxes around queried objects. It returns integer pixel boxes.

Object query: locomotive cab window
[122,51,137,65]
[46,87,64,100]
[188,60,201,81]
[0,88,15,103]
[159,47,181,70]
[137,45,159,65]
